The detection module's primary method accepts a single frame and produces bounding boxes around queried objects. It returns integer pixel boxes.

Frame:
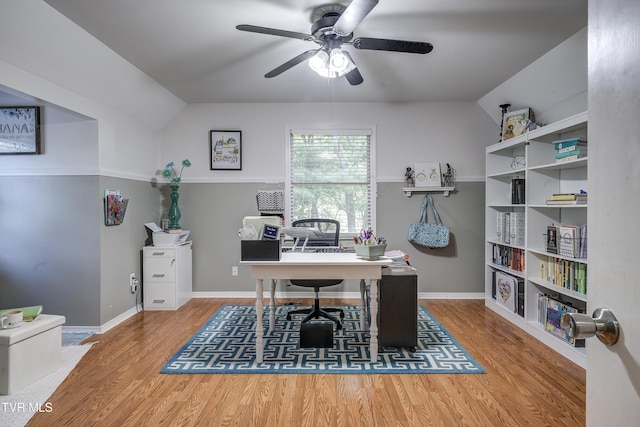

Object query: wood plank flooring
[28,299,585,426]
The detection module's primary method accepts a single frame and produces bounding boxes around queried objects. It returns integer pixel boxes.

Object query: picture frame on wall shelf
[0,106,41,154]
[210,130,242,170]
[414,162,441,187]
[502,108,535,141]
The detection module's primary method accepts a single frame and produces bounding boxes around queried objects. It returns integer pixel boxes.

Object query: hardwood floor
[28,299,585,426]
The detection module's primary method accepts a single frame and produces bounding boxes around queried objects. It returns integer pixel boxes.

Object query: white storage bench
[0,314,66,395]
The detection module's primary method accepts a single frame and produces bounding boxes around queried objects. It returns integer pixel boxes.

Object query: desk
[240,252,392,363]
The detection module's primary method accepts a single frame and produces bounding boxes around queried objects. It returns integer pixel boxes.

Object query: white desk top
[240,251,393,266]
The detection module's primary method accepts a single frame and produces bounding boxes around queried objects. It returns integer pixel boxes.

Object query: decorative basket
[354,244,387,260]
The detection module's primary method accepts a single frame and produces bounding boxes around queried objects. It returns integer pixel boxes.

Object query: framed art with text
[0,106,41,154]
[210,130,241,170]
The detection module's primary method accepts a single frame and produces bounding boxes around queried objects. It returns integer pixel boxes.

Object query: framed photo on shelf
[0,106,41,154]
[414,162,441,187]
[502,108,534,141]
[210,130,241,170]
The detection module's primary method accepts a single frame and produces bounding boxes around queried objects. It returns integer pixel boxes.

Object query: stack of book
[545,192,588,205]
[553,137,587,163]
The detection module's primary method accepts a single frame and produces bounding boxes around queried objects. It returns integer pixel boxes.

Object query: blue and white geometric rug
[161,304,485,374]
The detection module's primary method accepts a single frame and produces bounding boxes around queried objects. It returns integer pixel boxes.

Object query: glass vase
[168,185,181,229]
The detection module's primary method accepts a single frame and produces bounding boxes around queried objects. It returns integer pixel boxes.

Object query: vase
[168,185,181,229]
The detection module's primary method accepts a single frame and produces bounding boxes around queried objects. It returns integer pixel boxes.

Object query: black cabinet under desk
[377,267,418,351]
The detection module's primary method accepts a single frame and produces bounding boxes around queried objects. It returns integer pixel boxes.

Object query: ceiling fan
[236,0,433,85]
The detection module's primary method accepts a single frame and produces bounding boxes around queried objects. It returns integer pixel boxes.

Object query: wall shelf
[402,186,455,197]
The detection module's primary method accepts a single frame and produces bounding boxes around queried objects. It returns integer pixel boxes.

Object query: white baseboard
[191,291,483,300]
[62,304,142,334]
[62,292,483,333]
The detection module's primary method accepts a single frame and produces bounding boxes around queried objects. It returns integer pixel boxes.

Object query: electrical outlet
[232,266,238,276]
[130,273,138,293]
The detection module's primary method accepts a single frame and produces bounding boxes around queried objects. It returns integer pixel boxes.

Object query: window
[286,128,375,233]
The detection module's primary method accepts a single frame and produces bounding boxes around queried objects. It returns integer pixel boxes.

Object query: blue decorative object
[160,304,485,374]
[168,185,181,229]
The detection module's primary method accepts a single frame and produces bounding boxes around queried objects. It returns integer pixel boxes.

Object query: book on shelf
[496,212,506,243]
[549,193,588,201]
[508,211,525,246]
[539,295,586,347]
[545,199,588,205]
[555,148,587,160]
[558,225,579,258]
[557,144,587,154]
[553,137,587,150]
[511,178,525,204]
[546,226,558,254]
[494,271,524,317]
[578,224,587,258]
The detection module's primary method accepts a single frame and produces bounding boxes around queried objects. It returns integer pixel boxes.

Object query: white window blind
[286,128,375,233]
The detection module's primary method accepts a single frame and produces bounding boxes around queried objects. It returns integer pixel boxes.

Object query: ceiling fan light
[309,50,329,73]
[329,48,348,72]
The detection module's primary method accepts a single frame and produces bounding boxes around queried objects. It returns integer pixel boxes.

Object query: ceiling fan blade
[352,37,433,54]
[342,51,363,85]
[264,49,320,78]
[333,0,379,36]
[236,24,314,42]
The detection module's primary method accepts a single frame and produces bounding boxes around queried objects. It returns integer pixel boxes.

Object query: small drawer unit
[143,242,192,310]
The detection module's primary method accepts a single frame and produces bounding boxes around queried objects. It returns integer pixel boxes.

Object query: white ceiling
[44,0,587,104]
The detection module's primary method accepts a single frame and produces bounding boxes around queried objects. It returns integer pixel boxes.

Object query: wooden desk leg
[359,279,367,331]
[256,278,264,363]
[269,279,276,333]
[369,278,379,363]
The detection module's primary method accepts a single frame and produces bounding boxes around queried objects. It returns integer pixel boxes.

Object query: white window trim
[284,124,377,234]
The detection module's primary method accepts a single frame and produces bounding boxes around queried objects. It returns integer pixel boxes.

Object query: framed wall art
[414,162,442,187]
[210,130,242,170]
[0,106,41,154]
[502,108,534,141]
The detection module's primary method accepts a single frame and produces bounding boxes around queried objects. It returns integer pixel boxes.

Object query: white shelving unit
[485,112,588,368]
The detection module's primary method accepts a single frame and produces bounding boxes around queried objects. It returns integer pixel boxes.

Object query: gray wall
[98,176,161,324]
[0,175,160,326]
[179,181,485,295]
[0,176,101,325]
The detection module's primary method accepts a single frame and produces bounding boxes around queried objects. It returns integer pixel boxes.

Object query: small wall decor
[210,130,241,170]
[502,108,535,141]
[0,106,41,154]
[414,162,441,187]
[104,189,129,226]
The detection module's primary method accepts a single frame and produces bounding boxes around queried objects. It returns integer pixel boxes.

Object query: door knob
[562,307,620,346]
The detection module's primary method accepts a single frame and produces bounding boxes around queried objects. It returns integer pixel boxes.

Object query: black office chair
[286,219,345,330]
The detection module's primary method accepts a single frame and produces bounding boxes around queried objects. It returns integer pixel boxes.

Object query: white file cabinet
[143,242,192,310]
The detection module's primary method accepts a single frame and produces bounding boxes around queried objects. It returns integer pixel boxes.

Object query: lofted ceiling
[44,0,587,104]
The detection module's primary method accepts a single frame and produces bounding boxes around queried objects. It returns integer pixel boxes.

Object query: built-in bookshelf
[485,111,588,369]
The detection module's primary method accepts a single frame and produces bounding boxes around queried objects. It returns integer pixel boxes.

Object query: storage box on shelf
[485,111,588,368]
